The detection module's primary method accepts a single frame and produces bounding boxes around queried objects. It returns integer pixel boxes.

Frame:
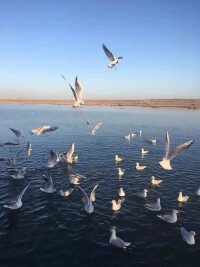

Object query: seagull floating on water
[77,184,98,214]
[40,174,56,193]
[115,155,123,162]
[31,125,58,135]
[157,209,178,223]
[139,130,142,137]
[86,120,102,135]
[124,134,131,140]
[159,131,194,170]
[131,133,136,138]
[118,188,125,197]
[117,168,125,176]
[178,192,189,202]
[4,183,30,209]
[133,189,148,198]
[141,148,148,155]
[151,176,163,185]
[180,226,196,245]
[151,139,157,144]
[102,44,123,69]
[145,198,161,211]
[62,75,84,107]
[136,162,146,171]
[111,199,122,211]
[109,227,131,249]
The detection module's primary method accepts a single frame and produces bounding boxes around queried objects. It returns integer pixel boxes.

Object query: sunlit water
[0,104,200,267]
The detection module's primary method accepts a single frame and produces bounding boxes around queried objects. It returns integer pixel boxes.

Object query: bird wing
[42,126,58,134]
[42,174,53,190]
[75,77,84,100]
[69,84,78,101]
[102,44,115,61]
[67,143,75,161]
[167,140,194,160]
[77,186,89,206]
[90,184,98,202]
[180,227,190,242]
[165,131,170,158]
[111,237,130,248]
[93,123,102,132]
[16,183,30,200]
[9,128,21,138]
[86,120,92,131]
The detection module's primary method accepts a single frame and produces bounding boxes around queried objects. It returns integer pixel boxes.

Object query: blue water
[0,104,200,267]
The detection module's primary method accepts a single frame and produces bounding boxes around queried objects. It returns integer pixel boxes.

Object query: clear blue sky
[1,0,200,99]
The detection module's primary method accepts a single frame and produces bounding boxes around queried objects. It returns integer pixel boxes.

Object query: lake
[0,104,200,267]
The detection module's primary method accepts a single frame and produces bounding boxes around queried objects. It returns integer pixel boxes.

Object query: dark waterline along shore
[0,98,200,109]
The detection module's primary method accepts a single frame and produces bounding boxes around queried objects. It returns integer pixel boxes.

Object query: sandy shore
[0,98,200,109]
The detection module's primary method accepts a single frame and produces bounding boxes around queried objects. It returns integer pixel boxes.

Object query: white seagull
[141,148,148,155]
[66,143,75,164]
[133,189,148,198]
[178,192,189,202]
[102,44,123,69]
[151,139,157,144]
[115,155,123,162]
[131,133,136,138]
[86,120,102,135]
[10,167,27,179]
[118,188,125,197]
[59,188,74,197]
[117,168,125,176]
[195,187,200,196]
[77,184,98,214]
[62,75,84,107]
[151,176,163,185]
[111,199,122,211]
[139,130,142,137]
[159,131,194,170]
[27,142,32,156]
[69,173,86,185]
[4,183,30,209]
[47,149,61,168]
[180,227,196,245]
[124,134,131,141]
[136,162,146,171]
[157,209,179,223]
[109,227,131,249]
[31,125,58,135]
[40,174,56,193]
[145,198,161,211]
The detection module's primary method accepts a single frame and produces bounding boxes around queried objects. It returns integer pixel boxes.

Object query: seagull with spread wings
[159,131,194,170]
[86,120,102,135]
[62,75,84,107]
[77,184,98,213]
[102,44,123,69]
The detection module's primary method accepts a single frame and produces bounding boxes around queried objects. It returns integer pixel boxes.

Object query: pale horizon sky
[1,0,200,100]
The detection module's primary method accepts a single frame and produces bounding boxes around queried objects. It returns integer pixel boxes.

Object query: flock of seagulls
[0,44,198,251]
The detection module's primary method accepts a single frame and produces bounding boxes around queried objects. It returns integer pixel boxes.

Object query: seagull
[86,120,102,135]
[180,227,196,245]
[178,192,189,202]
[124,134,131,140]
[62,75,84,107]
[31,125,58,135]
[69,173,86,185]
[195,187,200,196]
[77,184,98,214]
[3,183,30,209]
[59,188,74,197]
[117,168,125,176]
[151,139,157,144]
[27,142,32,156]
[40,174,56,193]
[115,155,123,162]
[47,149,60,168]
[159,131,194,170]
[9,128,22,141]
[111,199,122,211]
[136,162,146,171]
[145,198,161,211]
[157,209,179,223]
[151,176,163,185]
[131,133,136,138]
[9,167,27,179]
[118,188,125,197]
[133,189,148,198]
[109,227,131,249]
[139,130,142,137]
[102,44,123,69]
[66,143,75,164]
[141,148,148,155]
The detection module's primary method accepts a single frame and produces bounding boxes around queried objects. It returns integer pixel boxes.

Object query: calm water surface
[0,104,200,267]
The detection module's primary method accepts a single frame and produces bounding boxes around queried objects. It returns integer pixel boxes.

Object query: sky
[0,0,200,100]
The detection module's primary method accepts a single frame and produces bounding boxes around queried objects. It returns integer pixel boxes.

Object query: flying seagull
[86,120,102,135]
[102,44,123,69]
[40,174,56,193]
[31,125,58,135]
[3,183,30,209]
[77,184,98,213]
[159,131,194,170]
[62,75,84,107]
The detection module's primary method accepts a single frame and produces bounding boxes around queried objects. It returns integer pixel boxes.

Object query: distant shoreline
[0,98,200,110]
